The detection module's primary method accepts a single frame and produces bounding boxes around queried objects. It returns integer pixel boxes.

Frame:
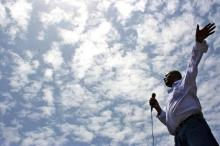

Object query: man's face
[164,72,176,87]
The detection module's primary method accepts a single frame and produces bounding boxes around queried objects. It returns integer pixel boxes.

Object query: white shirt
[158,41,208,135]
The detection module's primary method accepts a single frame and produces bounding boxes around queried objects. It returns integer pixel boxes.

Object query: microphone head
[151,93,156,111]
[152,93,156,98]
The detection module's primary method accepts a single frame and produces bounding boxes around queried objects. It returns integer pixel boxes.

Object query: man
[149,23,219,146]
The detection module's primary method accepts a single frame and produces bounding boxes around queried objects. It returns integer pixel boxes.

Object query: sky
[0,0,220,146]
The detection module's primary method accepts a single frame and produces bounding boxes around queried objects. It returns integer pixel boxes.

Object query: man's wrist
[196,38,203,43]
[156,106,161,116]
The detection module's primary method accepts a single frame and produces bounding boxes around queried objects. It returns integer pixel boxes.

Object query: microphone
[151,93,156,111]
[150,93,156,146]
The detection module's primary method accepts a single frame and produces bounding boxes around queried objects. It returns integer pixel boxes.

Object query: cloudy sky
[0,0,220,146]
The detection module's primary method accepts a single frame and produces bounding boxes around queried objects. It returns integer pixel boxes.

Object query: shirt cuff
[157,110,166,119]
[195,40,208,53]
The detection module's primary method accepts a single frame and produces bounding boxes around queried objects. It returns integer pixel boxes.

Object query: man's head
[164,70,182,87]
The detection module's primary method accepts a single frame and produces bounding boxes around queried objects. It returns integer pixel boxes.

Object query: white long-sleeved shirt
[158,41,208,135]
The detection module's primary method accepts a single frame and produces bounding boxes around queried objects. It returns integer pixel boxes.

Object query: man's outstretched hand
[196,23,216,43]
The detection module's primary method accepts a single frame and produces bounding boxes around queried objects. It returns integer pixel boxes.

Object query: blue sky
[0,0,220,146]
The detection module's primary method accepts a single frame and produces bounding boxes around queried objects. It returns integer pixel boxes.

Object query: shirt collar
[167,80,181,93]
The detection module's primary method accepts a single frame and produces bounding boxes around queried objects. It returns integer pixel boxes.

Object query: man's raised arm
[182,23,216,86]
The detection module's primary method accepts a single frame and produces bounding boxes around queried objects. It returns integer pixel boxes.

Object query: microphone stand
[151,108,154,146]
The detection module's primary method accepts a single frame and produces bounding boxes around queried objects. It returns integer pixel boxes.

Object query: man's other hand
[149,97,161,115]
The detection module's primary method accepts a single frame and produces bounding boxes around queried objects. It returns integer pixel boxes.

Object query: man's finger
[208,26,216,32]
[196,24,199,32]
[207,23,215,29]
[208,31,215,36]
[204,23,211,29]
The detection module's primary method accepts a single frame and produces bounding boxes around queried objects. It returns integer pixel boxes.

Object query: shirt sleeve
[181,41,208,88]
[157,109,166,125]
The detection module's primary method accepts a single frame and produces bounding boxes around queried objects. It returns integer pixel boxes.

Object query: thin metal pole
[151,110,154,146]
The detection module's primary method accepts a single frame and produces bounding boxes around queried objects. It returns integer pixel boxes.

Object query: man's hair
[170,70,182,80]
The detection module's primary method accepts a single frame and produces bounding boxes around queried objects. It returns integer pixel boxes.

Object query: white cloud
[22,80,42,101]
[16,59,33,74]
[44,68,54,80]
[136,9,196,56]
[136,14,161,49]
[114,1,134,20]
[83,65,104,85]
[42,0,50,5]
[1,124,21,146]
[209,6,220,29]
[21,127,67,146]
[68,17,119,80]
[9,52,37,91]
[113,0,147,24]
[115,103,147,123]
[43,43,64,69]
[91,50,154,101]
[42,87,54,105]
[88,21,112,43]
[59,123,94,143]
[58,28,80,45]
[6,0,32,30]
[194,0,214,16]
[127,131,146,145]
[0,3,8,27]
[0,94,15,116]
[1,0,32,39]
[40,7,70,27]
[7,27,20,40]
[147,0,165,12]
[99,121,123,141]
[0,71,2,80]
[37,31,45,40]
[40,106,55,116]
[180,1,194,13]
[87,110,112,133]
[31,60,40,69]
[71,40,105,79]
[164,0,179,15]
[60,83,92,109]
[25,112,47,121]
[161,13,195,42]
[96,0,112,12]
[156,135,174,146]
[133,0,146,12]
[40,0,88,33]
